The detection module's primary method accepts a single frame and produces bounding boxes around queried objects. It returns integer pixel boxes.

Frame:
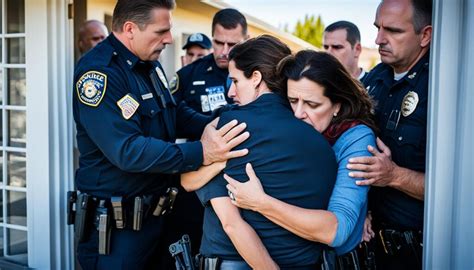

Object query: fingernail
[346,164,352,169]
[348,158,353,163]
[355,181,361,185]
[348,172,354,177]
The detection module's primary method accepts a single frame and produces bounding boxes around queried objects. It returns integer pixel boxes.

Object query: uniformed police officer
[181,32,212,67]
[72,1,249,269]
[161,8,249,265]
[323,20,368,81]
[347,0,432,269]
[170,8,248,121]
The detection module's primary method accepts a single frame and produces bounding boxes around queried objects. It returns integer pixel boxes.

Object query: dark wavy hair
[228,35,291,95]
[277,50,378,133]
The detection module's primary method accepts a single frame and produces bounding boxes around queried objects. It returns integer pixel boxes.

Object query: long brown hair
[277,50,378,133]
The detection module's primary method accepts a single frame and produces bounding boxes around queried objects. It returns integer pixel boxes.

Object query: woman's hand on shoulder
[224,163,268,212]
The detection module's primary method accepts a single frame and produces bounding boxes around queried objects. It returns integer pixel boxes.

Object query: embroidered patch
[169,74,179,94]
[117,94,140,120]
[76,71,107,107]
[401,91,419,117]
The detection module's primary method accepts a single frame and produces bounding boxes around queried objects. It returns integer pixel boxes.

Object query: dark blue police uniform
[171,54,231,117]
[73,33,207,269]
[362,51,429,269]
[196,93,337,269]
[163,53,231,262]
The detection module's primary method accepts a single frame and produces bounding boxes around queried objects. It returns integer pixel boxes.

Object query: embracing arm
[211,197,279,270]
[180,161,226,192]
[224,164,338,245]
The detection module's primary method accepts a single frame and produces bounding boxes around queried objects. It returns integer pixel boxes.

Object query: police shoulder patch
[169,74,180,94]
[76,71,107,107]
[117,94,140,120]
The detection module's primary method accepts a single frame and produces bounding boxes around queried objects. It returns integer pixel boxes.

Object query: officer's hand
[362,212,375,242]
[224,163,267,212]
[201,117,250,165]
[347,137,397,187]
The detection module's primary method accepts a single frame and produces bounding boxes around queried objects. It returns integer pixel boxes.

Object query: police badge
[155,67,169,89]
[401,91,419,117]
[76,71,107,107]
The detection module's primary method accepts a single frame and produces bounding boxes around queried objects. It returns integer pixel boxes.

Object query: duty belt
[67,188,178,242]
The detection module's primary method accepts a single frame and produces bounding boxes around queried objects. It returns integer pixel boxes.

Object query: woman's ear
[252,70,263,89]
[334,103,342,116]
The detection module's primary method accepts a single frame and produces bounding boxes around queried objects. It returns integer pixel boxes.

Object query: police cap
[182,33,212,50]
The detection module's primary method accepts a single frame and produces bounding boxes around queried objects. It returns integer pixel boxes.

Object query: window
[0,0,27,266]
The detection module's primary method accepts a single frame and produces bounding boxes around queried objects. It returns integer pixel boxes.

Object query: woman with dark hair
[181,38,338,269]
[224,50,378,269]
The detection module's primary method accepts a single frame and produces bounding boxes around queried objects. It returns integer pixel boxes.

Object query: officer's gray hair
[112,0,175,32]
[411,0,432,33]
[379,0,432,34]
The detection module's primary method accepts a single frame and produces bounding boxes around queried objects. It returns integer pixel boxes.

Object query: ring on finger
[228,190,235,201]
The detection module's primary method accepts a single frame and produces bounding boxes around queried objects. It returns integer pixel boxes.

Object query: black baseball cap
[182,33,212,50]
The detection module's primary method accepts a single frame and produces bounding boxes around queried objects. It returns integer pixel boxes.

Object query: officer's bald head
[78,20,109,54]
[112,0,175,32]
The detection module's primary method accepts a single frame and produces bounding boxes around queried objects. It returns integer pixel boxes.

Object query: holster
[169,234,197,270]
[74,193,94,242]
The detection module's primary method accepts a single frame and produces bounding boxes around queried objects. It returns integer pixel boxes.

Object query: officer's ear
[420,25,432,48]
[354,42,362,58]
[122,21,138,40]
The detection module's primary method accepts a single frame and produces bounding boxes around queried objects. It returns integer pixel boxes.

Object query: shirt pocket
[137,98,162,136]
[389,124,425,169]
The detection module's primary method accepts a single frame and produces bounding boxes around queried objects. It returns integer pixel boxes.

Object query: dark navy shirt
[362,52,429,230]
[73,34,207,198]
[171,54,231,117]
[196,93,337,267]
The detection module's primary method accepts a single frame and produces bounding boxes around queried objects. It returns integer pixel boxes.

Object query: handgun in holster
[95,200,111,255]
[169,234,197,270]
[74,193,92,242]
[153,187,179,216]
[379,229,402,255]
[67,191,77,225]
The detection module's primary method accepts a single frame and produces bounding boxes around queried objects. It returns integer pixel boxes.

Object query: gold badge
[117,94,140,120]
[155,67,169,89]
[169,74,179,94]
[401,91,419,117]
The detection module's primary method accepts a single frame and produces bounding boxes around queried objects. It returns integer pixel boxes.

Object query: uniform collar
[108,33,141,69]
[373,50,430,88]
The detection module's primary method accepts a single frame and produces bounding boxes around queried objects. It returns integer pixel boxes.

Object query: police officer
[78,20,109,55]
[162,8,249,264]
[181,32,212,67]
[323,20,367,81]
[171,8,248,120]
[347,0,432,269]
[72,0,249,269]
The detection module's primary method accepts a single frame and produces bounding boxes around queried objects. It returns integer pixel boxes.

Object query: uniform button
[389,94,392,98]
[172,170,178,174]
[150,109,155,114]
[127,60,132,65]
[398,136,403,141]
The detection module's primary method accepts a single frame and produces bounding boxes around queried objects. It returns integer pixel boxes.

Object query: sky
[223,0,380,48]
